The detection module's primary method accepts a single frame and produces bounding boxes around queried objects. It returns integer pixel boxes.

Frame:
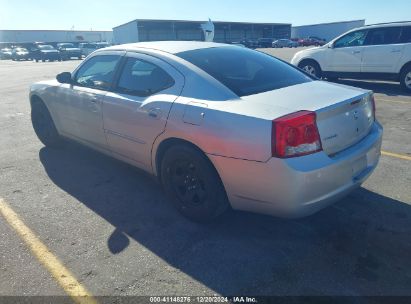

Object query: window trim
[111,56,176,98]
[333,29,369,49]
[72,54,123,91]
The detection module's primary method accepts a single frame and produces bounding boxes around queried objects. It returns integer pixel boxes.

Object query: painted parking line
[382,151,411,161]
[0,198,97,304]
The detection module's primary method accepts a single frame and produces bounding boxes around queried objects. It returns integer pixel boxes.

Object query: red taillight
[371,94,376,120]
[272,111,322,158]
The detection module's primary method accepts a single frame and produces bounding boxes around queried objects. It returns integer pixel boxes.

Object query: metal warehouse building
[113,19,291,44]
[0,30,113,45]
[291,19,365,42]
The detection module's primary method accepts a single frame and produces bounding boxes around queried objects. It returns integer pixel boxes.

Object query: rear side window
[177,47,312,97]
[116,57,175,97]
[74,55,121,90]
[401,26,411,43]
[364,27,402,45]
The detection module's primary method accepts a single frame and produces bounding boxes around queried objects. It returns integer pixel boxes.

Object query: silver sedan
[30,42,383,222]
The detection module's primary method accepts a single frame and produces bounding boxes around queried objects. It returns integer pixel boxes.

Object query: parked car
[31,45,61,62]
[79,42,111,57]
[257,38,275,48]
[231,43,246,48]
[309,36,327,44]
[272,39,299,48]
[299,38,326,47]
[0,48,13,60]
[11,47,30,61]
[57,43,82,60]
[239,39,259,49]
[291,22,411,92]
[30,41,382,222]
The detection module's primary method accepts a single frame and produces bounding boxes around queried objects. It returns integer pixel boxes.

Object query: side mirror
[56,72,73,84]
[328,43,334,49]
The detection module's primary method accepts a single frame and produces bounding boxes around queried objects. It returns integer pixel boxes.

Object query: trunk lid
[241,81,375,155]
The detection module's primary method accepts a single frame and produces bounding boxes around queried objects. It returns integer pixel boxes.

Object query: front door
[57,52,123,149]
[324,29,368,72]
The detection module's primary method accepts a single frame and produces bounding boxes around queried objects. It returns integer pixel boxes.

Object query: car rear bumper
[62,51,81,57]
[208,121,383,218]
[41,53,60,59]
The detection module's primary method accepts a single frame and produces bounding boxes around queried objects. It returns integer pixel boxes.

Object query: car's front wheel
[299,60,322,78]
[160,144,229,222]
[31,99,62,148]
[400,65,411,92]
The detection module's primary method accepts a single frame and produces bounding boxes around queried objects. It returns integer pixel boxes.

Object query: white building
[292,20,365,42]
[0,30,113,44]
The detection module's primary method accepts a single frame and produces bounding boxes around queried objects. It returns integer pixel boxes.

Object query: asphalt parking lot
[0,47,410,299]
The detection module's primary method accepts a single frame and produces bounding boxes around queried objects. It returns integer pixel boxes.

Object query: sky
[0,0,410,30]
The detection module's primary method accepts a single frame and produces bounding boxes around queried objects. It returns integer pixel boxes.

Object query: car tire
[160,144,229,222]
[400,65,411,92]
[299,60,322,78]
[31,99,62,148]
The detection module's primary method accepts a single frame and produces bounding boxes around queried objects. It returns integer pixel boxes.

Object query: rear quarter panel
[156,96,274,163]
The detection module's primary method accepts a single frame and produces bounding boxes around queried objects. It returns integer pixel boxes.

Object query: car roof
[359,21,411,30]
[104,41,231,54]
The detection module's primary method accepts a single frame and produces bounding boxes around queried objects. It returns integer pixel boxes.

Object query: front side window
[364,27,402,45]
[74,55,121,90]
[116,58,175,97]
[177,46,312,97]
[334,30,368,48]
[401,26,411,43]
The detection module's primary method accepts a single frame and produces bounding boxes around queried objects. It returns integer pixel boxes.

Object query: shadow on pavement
[333,79,411,98]
[39,144,411,296]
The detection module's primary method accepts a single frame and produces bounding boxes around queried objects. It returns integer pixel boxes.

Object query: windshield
[39,45,54,50]
[177,46,312,97]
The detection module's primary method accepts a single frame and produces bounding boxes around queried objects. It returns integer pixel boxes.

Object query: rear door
[103,52,184,171]
[361,26,403,73]
[324,29,368,72]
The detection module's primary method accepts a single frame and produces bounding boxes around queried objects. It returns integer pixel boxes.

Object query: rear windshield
[176,47,312,97]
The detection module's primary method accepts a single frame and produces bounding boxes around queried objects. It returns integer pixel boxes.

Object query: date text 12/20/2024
[149,297,258,303]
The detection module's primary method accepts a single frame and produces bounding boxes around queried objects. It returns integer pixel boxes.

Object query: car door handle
[148,108,161,119]
[352,50,361,54]
[89,97,98,103]
[391,49,401,53]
